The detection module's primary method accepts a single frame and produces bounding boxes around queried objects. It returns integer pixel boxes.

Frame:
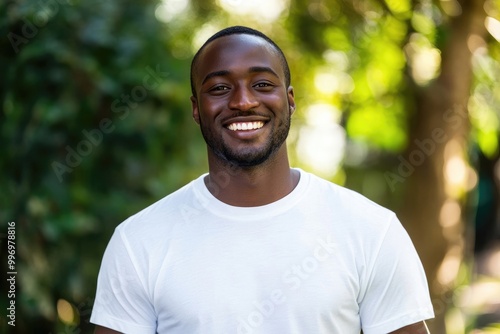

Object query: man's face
[191,34,295,167]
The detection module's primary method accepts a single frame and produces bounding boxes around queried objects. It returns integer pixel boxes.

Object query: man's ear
[190,96,200,125]
[287,86,296,115]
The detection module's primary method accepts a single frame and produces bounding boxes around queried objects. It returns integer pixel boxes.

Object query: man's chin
[219,149,273,168]
[224,155,269,168]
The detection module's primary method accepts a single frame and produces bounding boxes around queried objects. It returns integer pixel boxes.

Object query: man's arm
[389,321,430,334]
[94,325,122,334]
[90,228,157,332]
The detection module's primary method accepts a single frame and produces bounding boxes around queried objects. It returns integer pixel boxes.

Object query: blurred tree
[399,0,488,332]
[1,0,205,332]
[285,0,495,332]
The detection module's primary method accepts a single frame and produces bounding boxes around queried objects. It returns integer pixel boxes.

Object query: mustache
[220,111,269,123]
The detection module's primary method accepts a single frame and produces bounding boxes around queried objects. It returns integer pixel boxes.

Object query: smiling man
[91,26,434,334]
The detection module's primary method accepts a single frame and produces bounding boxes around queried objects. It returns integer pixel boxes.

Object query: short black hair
[190,26,291,97]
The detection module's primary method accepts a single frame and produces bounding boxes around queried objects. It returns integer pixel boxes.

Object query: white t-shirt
[90,169,434,334]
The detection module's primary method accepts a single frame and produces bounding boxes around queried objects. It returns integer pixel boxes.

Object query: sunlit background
[2,0,500,332]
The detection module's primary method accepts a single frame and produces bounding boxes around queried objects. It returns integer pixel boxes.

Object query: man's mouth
[227,121,265,131]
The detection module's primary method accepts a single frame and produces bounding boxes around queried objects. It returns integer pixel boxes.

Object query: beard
[199,112,291,167]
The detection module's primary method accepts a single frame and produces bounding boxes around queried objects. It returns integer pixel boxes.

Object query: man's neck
[204,149,300,207]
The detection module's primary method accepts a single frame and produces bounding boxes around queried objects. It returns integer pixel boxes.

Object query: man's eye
[254,82,273,88]
[212,86,229,91]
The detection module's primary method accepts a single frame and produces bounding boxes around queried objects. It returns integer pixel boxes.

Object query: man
[91,26,434,333]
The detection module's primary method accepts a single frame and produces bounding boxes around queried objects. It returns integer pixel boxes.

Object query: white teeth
[227,121,264,131]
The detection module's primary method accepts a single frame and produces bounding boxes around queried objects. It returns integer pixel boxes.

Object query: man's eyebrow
[249,66,279,78]
[202,70,230,85]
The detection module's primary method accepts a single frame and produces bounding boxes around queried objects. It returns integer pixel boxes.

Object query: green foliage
[470,48,500,158]
[1,0,204,332]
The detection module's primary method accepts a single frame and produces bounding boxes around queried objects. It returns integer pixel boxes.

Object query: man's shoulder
[116,175,204,235]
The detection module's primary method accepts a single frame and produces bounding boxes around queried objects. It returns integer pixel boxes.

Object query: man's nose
[228,86,259,111]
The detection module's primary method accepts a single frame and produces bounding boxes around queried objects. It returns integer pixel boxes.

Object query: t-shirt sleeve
[359,214,435,334]
[90,227,157,334]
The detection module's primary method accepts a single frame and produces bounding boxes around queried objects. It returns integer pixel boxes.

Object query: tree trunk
[399,0,487,332]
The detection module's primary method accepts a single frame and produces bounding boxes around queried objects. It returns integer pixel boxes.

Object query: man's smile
[227,121,265,131]
[222,115,270,138]
[223,119,269,141]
